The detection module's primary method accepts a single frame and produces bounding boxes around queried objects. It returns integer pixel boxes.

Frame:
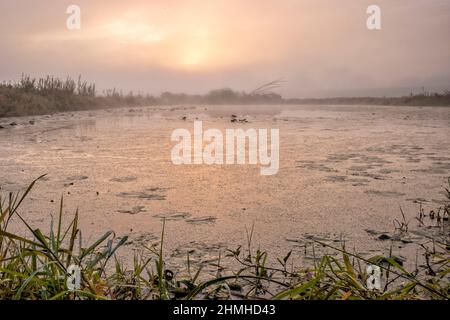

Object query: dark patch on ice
[347,165,375,172]
[326,175,347,182]
[153,212,191,221]
[118,206,146,214]
[121,231,158,247]
[325,175,370,186]
[350,172,385,180]
[297,162,336,172]
[365,190,405,197]
[111,176,138,183]
[117,191,166,200]
[66,175,88,181]
[406,198,429,204]
[377,168,398,175]
[185,216,217,224]
[64,175,88,187]
[327,153,361,162]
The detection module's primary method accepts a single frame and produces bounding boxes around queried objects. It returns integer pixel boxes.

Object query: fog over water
[1,0,449,97]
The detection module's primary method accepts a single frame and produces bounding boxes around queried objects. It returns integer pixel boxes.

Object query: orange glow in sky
[0,0,449,97]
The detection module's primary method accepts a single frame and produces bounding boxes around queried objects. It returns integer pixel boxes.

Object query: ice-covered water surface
[0,105,449,272]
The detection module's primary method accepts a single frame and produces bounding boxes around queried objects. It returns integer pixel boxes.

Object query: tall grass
[0,177,448,300]
[0,74,159,117]
[14,74,95,97]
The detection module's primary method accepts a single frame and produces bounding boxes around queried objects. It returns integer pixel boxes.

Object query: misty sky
[0,0,449,98]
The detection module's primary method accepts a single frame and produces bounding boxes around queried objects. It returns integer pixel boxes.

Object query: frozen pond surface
[0,105,449,272]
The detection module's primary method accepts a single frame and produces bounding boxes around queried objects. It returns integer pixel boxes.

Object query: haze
[0,0,449,98]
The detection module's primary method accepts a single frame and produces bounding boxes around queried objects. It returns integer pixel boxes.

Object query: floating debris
[64,175,88,187]
[326,175,347,182]
[153,212,191,221]
[406,198,429,204]
[365,190,406,197]
[120,231,158,247]
[118,206,146,215]
[117,191,166,200]
[365,229,389,236]
[365,229,423,244]
[110,176,137,183]
[378,234,391,241]
[298,163,336,173]
[185,216,217,224]
[66,175,88,181]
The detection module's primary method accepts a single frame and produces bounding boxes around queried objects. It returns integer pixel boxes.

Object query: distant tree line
[286,90,450,107]
[0,74,449,117]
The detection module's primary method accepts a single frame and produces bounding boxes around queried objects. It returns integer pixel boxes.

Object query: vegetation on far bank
[1,75,450,118]
[0,176,448,300]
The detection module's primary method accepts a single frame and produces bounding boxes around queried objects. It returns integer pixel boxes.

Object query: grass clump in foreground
[0,176,449,300]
